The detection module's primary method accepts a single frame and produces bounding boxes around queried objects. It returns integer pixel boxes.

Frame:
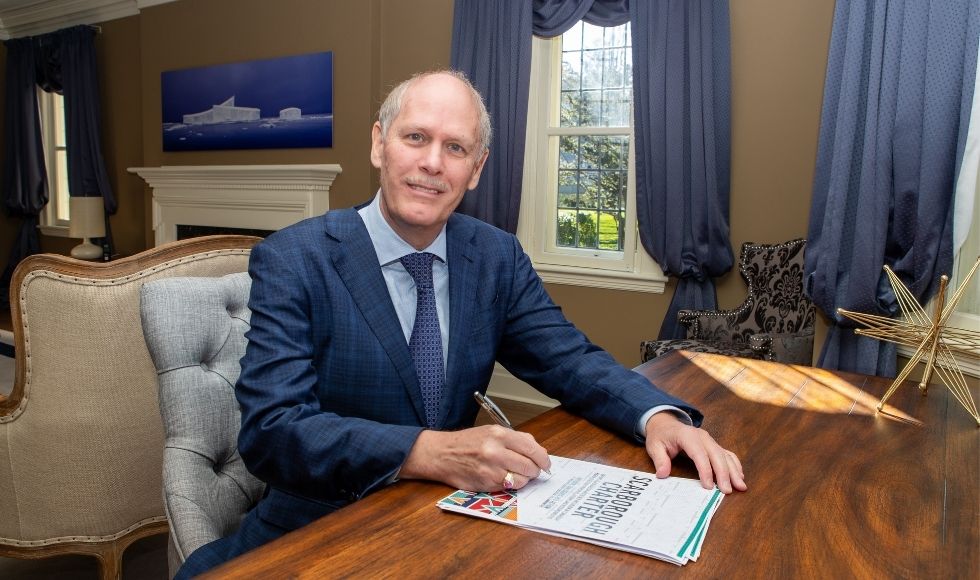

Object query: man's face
[371,74,489,249]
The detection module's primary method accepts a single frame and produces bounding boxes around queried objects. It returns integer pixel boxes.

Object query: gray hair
[377,69,492,154]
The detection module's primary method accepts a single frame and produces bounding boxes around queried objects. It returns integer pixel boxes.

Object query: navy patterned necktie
[400,252,444,428]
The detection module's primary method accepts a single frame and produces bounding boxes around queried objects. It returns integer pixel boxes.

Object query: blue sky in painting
[161,52,333,123]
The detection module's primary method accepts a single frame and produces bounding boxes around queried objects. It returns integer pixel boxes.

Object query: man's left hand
[644,412,747,494]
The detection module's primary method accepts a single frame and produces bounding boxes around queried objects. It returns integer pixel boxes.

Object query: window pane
[559,135,579,169]
[559,22,631,129]
[625,49,633,88]
[554,135,627,251]
[581,50,603,90]
[604,23,627,48]
[598,211,623,250]
[557,209,577,246]
[579,136,599,169]
[563,21,583,52]
[603,48,626,89]
[561,52,581,92]
[560,91,582,126]
[582,90,603,125]
[56,150,70,220]
[580,170,599,208]
[575,211,598,248]
[602,89,630,127]
[582,24,604,50]
[54,93,66,147]
[557,170,578,208]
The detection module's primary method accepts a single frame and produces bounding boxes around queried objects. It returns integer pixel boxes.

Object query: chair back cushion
[140,271,265,567]
[739,239,815,334]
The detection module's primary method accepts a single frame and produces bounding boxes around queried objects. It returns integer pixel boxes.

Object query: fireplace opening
[176,224,275,240]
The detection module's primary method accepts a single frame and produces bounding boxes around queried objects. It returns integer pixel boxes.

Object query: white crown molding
[0,0,177,40]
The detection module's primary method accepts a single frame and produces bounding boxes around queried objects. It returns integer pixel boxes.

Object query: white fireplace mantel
[129,164,342,246]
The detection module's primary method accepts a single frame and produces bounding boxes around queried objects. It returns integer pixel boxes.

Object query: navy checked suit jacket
[235,207,702,532]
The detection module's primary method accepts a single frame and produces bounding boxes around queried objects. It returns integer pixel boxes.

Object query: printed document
[436,455,722,565]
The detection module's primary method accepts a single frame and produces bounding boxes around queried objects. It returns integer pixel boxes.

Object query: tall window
[38,90,70,233]
[518,22,665,293]
[556,22,631,251]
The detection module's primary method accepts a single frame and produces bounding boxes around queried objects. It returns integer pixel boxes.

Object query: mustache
[405,176,448,192]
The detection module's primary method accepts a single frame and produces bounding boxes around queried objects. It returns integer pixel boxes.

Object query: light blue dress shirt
[358,193,449,367]
[357,192,689,438]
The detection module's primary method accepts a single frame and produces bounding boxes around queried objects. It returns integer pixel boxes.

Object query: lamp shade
[68,196,106,239]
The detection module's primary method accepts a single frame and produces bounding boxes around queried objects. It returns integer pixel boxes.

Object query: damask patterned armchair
[641,239,816,365]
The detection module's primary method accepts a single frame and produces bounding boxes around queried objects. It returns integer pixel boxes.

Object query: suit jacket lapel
[442,214,480,426]
[325,209,427,425]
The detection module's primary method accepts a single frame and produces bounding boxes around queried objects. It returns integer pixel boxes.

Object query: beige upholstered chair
[0,235,260,580]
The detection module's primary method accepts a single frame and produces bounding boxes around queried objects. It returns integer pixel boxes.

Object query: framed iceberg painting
[162,51,333,151]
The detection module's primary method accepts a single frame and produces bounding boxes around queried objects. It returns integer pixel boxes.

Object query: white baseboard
[486,363,559,408]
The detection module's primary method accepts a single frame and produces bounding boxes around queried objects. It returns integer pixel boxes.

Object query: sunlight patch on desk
[679,351,919,422]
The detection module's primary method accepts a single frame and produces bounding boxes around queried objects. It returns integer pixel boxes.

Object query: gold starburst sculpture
[837,256,980,426]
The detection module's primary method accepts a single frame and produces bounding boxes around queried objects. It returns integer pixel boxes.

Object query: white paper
[436,455,723,565]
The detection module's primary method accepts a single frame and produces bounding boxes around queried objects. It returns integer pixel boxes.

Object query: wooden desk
[205,352,978,578]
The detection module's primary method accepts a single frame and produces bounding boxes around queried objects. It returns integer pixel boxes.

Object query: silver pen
[473,391,552,476]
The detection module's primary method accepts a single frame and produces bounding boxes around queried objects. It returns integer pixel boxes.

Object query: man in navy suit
[177,70,745,578]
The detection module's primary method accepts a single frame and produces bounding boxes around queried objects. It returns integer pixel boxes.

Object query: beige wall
[0,0,837,365]
[99,16,146,258]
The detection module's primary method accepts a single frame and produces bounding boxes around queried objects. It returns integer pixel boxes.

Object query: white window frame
[516,34,666,294]
[37,89,70,237]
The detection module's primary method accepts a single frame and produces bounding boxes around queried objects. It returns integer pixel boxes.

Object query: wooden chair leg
[95,541,123,580]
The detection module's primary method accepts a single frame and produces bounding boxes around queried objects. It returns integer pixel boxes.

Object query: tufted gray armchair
[641,239,816,365]
[140,270,266,577]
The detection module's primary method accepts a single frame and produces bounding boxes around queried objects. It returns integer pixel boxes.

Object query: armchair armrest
[749,330,814,365]
[748,334,774,360]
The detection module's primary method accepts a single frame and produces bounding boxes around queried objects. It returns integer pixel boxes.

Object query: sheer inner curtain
[451,0,733,340]
[805,0,979,376]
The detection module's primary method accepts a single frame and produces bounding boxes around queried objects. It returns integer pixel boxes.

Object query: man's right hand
[399,425,552,491]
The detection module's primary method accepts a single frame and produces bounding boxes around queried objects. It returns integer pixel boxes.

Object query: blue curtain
[49,26,117,257]
[631,0,733,339]
[0,25,115,301]
[59,27,117,215]
[0,37,47,309]
[452,0,734,341]
[450,0,533,234]
[805,0,980,376]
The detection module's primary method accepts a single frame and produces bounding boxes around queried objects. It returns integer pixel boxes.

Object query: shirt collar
[359,190,447,266]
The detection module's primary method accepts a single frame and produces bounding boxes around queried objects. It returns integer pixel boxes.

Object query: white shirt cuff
[636,405,693,438]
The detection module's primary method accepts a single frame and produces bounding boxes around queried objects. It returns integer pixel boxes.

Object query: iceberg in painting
[162,52,333,151]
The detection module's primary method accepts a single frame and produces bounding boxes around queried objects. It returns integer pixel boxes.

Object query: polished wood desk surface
[204,351,978,579]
